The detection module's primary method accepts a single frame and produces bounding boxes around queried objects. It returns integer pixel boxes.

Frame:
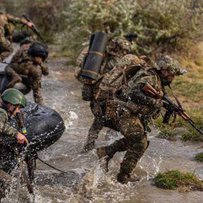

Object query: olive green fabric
[1,88,27,107]
[0,107,18,137]
[0,13,29,61]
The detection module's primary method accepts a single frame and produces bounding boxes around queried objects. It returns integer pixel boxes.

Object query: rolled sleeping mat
[81,32,108,80]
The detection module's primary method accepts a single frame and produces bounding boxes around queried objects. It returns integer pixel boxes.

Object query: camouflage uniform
[97,68,164,181]
[77,36,138,152]
[0,107,18,199]
[0,13,29,61]
[97,55,184,183]
[5,43,49,105]
[0,107,18,136]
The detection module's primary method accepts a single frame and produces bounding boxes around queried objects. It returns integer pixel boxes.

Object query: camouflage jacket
[0,13,28,38]
[9,43,49,76]
[121,68,164,119]
[0,13,29,60]
[0,107,18,137]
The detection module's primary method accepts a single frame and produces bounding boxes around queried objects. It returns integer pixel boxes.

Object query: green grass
[154,170,203,191]
[180,108,203,141]
[172,78,203,102]
[195,152,203,162]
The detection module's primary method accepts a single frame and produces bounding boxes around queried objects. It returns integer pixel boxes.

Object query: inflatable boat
[0,102,65,172]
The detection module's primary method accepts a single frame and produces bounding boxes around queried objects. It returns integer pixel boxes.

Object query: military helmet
[1,88,27,108]
[155,55,186,75]
[28,42,48,60]
[112,37,132,51]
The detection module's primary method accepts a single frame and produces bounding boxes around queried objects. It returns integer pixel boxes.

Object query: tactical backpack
[96,54,148,101]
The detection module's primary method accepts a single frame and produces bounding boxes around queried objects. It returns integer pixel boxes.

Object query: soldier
[5,42,49,105]
[77,34,142,152]
[0,88,28,199]
[0,10,34,61]
[96,55,185,184]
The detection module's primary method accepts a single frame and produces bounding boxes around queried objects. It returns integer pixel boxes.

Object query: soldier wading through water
[76,32,140,153]
[76,33,185,184]
[96,55,185,184]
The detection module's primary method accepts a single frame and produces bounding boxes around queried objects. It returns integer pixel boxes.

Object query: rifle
[22,14,44,41]
[142,83,203,136]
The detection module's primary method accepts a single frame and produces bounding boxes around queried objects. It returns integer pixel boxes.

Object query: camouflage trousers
[83,100,119,147]
[5,65,44,104]
[0,169,12,200]
[104,114,148,175]
[86,100,148,175]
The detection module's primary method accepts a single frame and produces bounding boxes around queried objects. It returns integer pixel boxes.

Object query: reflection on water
[2,57,203,203]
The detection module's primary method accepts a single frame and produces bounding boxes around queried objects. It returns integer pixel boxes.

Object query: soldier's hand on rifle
[16,132,28,145]
[26,21,34,29]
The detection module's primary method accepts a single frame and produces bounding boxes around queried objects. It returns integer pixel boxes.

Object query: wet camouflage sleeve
[127,71,162,107]
[128,84,158,106]
[0,26,11,50]
[0,108,18,137]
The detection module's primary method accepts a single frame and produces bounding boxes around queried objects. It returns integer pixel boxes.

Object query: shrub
[62,0,203,58]
[154,170,203,191]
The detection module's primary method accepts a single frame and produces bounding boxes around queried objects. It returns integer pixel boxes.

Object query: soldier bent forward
[96,55,185,184]
[5,42,49,105]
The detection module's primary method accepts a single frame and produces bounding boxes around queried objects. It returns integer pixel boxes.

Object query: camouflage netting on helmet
[155,55,185,75]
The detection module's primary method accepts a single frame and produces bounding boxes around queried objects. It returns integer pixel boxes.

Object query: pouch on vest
[80,32,108,80]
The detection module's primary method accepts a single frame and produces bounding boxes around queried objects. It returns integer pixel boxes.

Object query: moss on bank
[154,170,203,191]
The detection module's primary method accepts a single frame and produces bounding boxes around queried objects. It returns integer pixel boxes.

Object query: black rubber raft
[0,102,65,172]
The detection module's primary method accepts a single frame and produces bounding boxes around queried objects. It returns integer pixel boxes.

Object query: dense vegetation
[1,0,202,57]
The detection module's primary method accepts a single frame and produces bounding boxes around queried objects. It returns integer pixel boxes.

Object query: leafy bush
[2,0,203,57]
[62,0,203,58]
